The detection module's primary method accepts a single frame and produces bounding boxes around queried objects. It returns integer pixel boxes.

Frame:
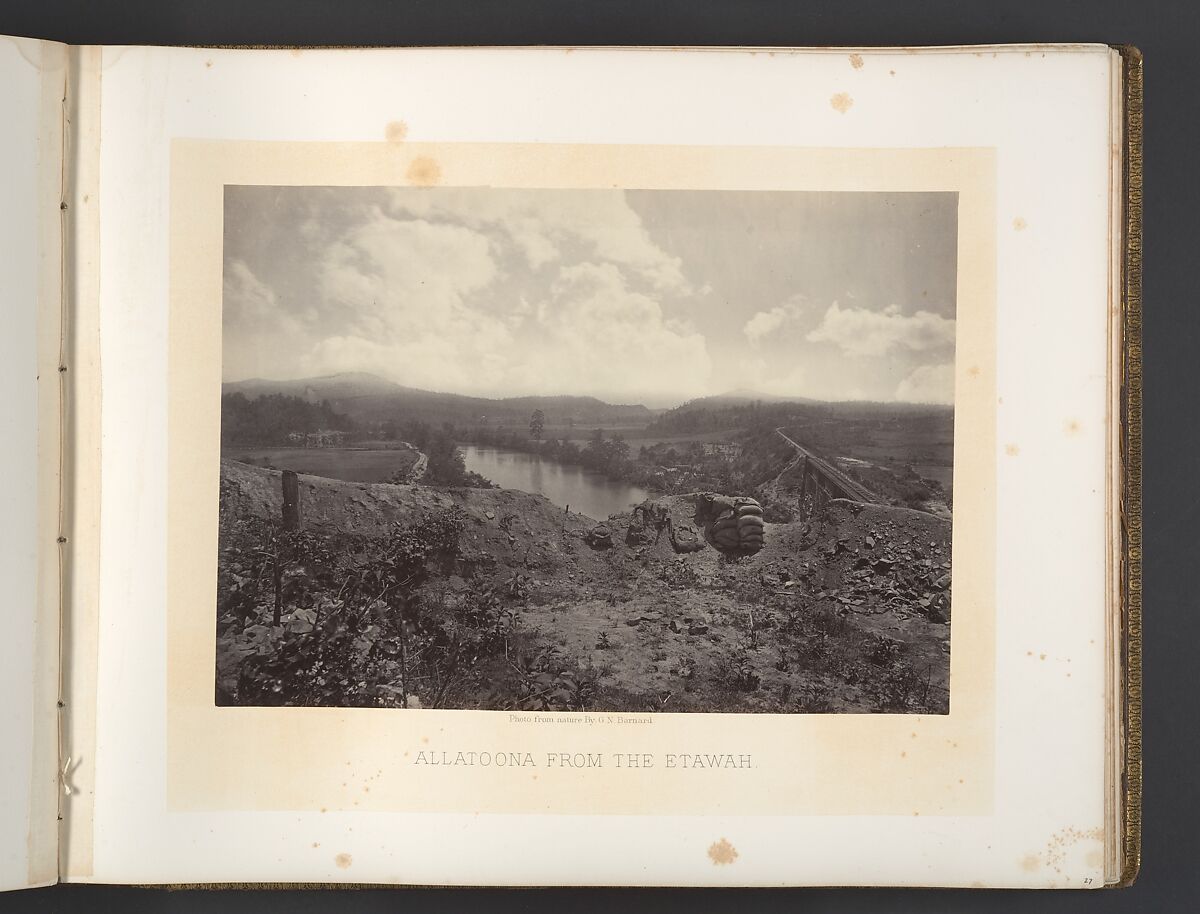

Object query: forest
[220,393,358,445]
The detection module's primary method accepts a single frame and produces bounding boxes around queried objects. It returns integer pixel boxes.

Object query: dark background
[0,1,1194,911]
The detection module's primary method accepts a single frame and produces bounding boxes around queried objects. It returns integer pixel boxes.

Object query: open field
[224,443,419,484]
[784,416,954,494]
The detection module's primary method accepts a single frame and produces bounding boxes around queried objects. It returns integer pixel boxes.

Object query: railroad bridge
[774,428,880,511]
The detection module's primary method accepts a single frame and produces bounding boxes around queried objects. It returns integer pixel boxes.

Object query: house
[303,429,346,447]
[701,443,743,459]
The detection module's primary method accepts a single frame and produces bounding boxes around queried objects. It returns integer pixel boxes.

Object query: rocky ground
[218,459,951,714]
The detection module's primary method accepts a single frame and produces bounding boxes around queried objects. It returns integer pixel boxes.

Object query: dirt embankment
[220,459,952,714]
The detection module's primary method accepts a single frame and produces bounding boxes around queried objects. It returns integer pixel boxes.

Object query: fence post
[282,470,302,530]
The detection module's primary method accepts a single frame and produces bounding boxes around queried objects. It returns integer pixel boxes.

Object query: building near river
[294,429,347,448]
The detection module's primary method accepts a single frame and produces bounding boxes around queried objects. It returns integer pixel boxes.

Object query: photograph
[213,184,958,714]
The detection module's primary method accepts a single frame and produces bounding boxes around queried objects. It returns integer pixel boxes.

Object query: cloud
[289,205,709,400]
[224,259,284,329]
[736,358,807,399]
[298,209,517,391]
[805,302,955,357]
[895,362,955,404]
[742,296,806,345]
[384,188,689,292]
[506,262,712,400]
[318,208,499,335]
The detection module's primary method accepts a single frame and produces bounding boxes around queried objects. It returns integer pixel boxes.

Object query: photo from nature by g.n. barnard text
[216,185,957,714]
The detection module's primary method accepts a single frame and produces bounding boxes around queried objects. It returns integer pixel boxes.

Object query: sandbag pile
[669,522,705,553]
[695,494,766,555]
[586,523,614,549]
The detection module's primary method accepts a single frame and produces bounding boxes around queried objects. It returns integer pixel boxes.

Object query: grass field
[224,444,418,483]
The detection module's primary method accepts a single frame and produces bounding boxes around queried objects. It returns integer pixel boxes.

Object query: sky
[222,185,958,407]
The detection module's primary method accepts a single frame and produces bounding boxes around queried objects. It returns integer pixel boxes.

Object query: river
[461,445,649,519]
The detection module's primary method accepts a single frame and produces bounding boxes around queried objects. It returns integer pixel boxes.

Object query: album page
[0,35,67,892]
[70,44,1121,887]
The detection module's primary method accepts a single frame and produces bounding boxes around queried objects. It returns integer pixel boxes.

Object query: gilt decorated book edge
[1114,42,1143,890]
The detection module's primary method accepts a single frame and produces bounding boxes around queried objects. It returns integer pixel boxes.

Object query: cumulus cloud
[742,296,806,345]
[895,362,955,404]
[384,188,688,292]
[284,202,709,399]
[318,208,499,334]
[506,262,712,400]
[223,186,960,404]
[805,302,955,357]
[299,208,517,391]
[224,259,284,328]
[736,358,807,399]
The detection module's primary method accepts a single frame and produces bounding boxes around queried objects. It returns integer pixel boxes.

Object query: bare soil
[220,459,951,714]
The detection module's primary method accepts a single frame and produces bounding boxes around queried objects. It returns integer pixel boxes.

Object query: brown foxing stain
[1064,419,1082,436]
[335,853,353,869]
[830,92,854,114]
[1013,216,1028,231]
[1043,826,1104,874]
[889,69,896,76]
[848,53,864,69]
[967,365,981,378]
[1040,653,1047,661]
[1005,444,1020,457]
[708,838,738,865]
[312,842,320,848]
[407,156,442,187]
[385,120,409,143]
[1021,853,1041,872]
[205,59,213,69]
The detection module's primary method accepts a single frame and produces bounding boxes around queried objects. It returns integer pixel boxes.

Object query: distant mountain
[224,372,407,402]
[647,388,952,435]
[676,388,952,413]
[222,372,658,427]
[678,389,822,408]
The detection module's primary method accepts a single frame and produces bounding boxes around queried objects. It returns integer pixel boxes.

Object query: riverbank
[461,445,649,519]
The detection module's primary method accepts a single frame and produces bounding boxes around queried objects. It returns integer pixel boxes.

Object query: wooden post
[799,457,811,516]
[275,470,302,626]
[282,470,301,531]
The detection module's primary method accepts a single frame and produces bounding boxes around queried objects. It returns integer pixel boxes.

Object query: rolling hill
[222,372,659,427]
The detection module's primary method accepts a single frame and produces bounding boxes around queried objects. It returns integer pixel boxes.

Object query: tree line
[221,393,358,446]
